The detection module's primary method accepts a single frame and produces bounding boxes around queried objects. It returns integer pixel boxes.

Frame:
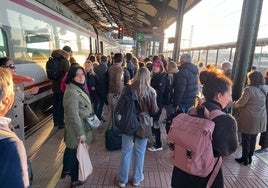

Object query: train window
[155,42,160,55]
[58,28,78,52]
[150,41,154,55]
[26,33,50,60]
[0,28,8,57]
[102,42,108,55]
[80,35,90,50]
[92,39,97,54]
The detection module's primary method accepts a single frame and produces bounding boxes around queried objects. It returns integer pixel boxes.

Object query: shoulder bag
[86,114,101,129]
[135,112,153,139]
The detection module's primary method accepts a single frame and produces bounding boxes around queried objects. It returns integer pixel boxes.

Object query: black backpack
[114,85,140,135]
[163,73,172,105]
[46,57,62,80]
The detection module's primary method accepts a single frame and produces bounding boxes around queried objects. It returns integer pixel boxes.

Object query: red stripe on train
[10,0,88,34]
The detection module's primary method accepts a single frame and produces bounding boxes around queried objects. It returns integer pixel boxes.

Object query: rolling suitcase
[105,126,122,151]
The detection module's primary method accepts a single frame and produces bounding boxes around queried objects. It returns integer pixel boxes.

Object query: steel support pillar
[172,0,186,61]
[232,0,263,100]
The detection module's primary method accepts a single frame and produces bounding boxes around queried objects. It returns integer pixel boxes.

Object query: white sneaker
[118,181,126,188]
[148,146,163,152]
[133,178,144,186]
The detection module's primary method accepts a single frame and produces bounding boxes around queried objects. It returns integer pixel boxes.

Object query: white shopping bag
[76,142,93,181]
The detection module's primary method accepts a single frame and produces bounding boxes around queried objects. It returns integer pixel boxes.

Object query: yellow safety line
[46,165,62,188]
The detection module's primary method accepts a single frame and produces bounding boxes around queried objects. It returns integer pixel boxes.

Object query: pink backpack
[167,106,224,179]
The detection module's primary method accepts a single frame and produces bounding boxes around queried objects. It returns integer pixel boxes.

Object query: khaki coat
[63,83,93,149]
[233,85,268,134]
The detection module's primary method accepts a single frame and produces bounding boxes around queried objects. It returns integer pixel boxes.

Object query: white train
[0,0,121,137]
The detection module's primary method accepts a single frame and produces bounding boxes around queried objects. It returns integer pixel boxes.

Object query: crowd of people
[1,47,268,188]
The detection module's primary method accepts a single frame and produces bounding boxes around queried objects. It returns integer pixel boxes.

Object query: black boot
[235,157,248,166]
[248,157,252,164]
[71,181,84,188]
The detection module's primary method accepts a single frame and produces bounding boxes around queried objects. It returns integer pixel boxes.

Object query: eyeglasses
[4,64,15,69]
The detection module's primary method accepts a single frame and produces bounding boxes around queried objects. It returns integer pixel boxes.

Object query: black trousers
[53,92,64,128]
[152,127,161,148]
[95,96,106,120]
[259,123,268,149]
[62,147,79,182]
[241,133,257,159]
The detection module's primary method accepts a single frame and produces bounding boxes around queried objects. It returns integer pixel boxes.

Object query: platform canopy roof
[58,0,201,38]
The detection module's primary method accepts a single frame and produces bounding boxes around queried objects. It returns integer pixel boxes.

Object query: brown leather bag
[135,113,153,139]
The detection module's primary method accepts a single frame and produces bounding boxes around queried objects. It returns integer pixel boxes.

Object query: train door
[89,37,92,54]
[100,41,104,54]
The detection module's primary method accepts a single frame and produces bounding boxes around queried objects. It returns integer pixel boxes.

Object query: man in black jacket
[173,53,199,113]
[51,47,70,129]
[94,55,109,121]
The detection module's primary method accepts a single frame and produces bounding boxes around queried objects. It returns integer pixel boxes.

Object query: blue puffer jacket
[173,62,198,106]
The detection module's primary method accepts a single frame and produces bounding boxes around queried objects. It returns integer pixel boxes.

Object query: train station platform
[25,112,268,188]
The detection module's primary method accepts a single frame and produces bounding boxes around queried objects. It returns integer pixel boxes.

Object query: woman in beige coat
[233,70,268,165]
[62,65,93,187]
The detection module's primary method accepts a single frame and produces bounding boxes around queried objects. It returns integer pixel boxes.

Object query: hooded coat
[173,62,199,107]
[51,49,70,93]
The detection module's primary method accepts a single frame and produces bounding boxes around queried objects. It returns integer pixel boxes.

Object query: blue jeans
[117,134,147,184]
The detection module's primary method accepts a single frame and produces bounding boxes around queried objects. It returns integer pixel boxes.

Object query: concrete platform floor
[25,111,268,188]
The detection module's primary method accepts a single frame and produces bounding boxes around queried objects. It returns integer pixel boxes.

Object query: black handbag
[105,126,122,151]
